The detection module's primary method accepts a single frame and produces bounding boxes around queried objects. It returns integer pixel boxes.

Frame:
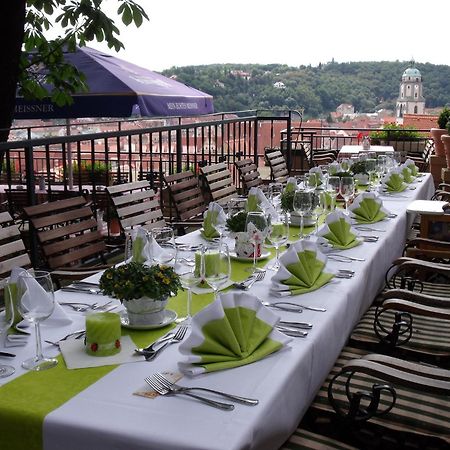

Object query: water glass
[267,214,289,271]
[174,244,203,323]
[202,242,231,300]
[365,158,377,191]
[151,226,177,265]
[293,190,312,239]
[17,270,58,371]
[312,189,327,235]
[268,183,284,211]
[339,177,355,215]
[245,211,269,273]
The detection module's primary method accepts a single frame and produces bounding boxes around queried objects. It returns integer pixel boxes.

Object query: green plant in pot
[72,160,111,184]
[431,107,450,157]
[99,262,181,325]
[369,124,425,153]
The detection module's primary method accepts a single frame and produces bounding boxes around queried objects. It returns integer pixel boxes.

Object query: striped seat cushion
[280,428,358,450]
[310,346,450,445]
[350,305,450,357]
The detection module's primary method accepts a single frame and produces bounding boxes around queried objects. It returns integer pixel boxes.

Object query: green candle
[85,312,121,357]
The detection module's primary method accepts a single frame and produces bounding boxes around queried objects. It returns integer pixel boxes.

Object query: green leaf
[121,5,132,26]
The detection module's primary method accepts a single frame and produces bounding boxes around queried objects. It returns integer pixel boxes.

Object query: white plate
[119,309,177,330]
[230,251,271,262]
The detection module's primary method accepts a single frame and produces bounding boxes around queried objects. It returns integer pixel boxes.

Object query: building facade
[396,62,425,124]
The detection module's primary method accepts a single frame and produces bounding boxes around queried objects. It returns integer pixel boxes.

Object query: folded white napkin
[20,274,72,326]
[4,320,30,348]
[380,168,406,192]
[148,236,175,264]
[317,211,361,249]
[348,192,389,223]
[328,161,341,175]
[127,227,153,264]
[247,187,277,217]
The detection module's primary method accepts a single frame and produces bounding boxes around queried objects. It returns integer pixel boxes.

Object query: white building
[396,63,425,124]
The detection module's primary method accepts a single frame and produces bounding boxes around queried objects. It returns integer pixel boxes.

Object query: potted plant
[72,160,111,185]
[226,211,256,257]
[99,262,181,325]
[432,107,450,157]
[369,124,426,154]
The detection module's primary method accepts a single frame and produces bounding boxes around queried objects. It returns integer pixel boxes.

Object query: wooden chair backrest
[234,158,264,194]
[0,211,31,279]
[164,171,207,221]
[265,150,289,183]
[199,162,238,206]
[23,196,106,270]
[106,180,166,232]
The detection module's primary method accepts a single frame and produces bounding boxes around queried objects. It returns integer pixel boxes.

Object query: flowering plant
[99,262,181,302]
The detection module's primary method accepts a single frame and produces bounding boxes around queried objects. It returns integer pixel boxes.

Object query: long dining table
[0,174,435,450]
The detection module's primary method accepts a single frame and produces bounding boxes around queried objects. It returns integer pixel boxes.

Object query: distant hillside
[162,61,450,117]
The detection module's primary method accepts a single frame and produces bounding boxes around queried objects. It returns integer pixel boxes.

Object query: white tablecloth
[339,145,395,157]
[1,175,435,450]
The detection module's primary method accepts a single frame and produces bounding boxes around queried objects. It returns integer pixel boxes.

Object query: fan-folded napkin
[404,158,419,177]
[202,202,226,239]
[246,187,276,216]
[317,211,361,249]
[400,163,414,183]
[381,168,407,192]
[178,292,291,375]
[270,241,334,296]
[349,192,388,224]
[128,227,152,263]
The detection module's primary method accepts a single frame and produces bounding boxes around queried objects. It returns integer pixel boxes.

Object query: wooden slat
[24,196,86,217]
[32,207,93,229]
[121,211,165,229]
[117,199,161,218]
[48,241,106,268]
[44,230,104,257]
[111,189,156,206]
[106,180,150,195]
[0,254,31,277]
[0,239,26,258]
[39,218,98,243]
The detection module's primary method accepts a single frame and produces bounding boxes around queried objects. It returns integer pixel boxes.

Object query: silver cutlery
[261,301,326,312]
[360,235,379,242]
[328,253,365,262]
[59,301,113,312]
[278,320,312,329]
[275,325,308,337]
[61,287,102,295]
[145,374,234,410]
[144,326,188,361]
[45,329,86,346]
[0,351,16,358]
[153,373,259,406]
[135,331,176,355]
[354,226,385,232]
[71,281,100,287]
[233,270,266,290]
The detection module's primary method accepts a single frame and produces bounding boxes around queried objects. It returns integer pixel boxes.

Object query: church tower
[396,61,425,124]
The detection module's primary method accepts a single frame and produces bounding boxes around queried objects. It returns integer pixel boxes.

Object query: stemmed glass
[17,270,58,371]
[245,211,269,273]
[268,182,284,212]
[202,242,231,300]
[312,189,327,235]
[365,158,377,191]
[339,177,355,215]
[326,176,340,211]
[152,226,177,265]
[0,282,16,377]
[293,189,312,239]
[266,213,289,270]
[174,244,203,323]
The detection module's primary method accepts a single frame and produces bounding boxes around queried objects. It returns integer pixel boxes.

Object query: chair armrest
[380,295,450,319]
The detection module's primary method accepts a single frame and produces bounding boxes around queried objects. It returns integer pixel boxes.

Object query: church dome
[402,67,421,79]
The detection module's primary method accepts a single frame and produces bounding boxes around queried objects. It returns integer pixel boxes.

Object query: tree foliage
[163,61,450,117]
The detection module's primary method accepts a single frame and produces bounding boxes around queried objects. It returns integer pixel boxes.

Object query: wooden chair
[106,180,166,233]
[0,211,31,280]
[234,158,266,194]
[23,196,110,280]
[264,149,289,183]
[198,162,238,206]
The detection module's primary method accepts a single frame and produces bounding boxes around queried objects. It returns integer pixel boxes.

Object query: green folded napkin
[384,173,407,192]
[246,194,261,212]
[271,241,334,296]
[318,212,360,249]
[178,293,290,375]
[202,210,220,239]
[4,282,22,327]
[405,160,419,176]
[401,166,414,183]
[132,235,146,263]
[350,196,387,224]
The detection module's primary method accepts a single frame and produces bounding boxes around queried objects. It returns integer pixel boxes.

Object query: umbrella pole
[66,119,73,190]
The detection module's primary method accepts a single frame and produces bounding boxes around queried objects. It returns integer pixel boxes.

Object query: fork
[261,301,326,312]
[134,331,175,356]
[153,373,259,406]
[144,375,234,410]
[144,326,188,361]
[233,270,265,290]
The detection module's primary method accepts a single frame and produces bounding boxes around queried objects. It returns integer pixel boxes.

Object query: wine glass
[339,177,355,215]
[174,244,203,323]
[312,189,327,235]
[326,176,340,211]
[245,211,269,273]
[293,189,312,240]
[268,182,284,211]
[365,158,377,191]
[151,226,177,265]
[266,213,289,271]
[17,270,58,371]
[0,281,16,377]
[202,242,231,300]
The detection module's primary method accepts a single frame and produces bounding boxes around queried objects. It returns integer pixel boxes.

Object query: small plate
[119,309,177,330]
[230,251,271,262]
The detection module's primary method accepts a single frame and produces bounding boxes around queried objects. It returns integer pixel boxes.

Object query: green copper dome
[403,67,421,78]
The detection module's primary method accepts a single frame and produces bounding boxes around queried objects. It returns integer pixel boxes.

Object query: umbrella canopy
[14,46,214,119]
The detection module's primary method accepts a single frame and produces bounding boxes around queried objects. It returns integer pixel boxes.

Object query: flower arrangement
[99,262,181,302]
[369,123,423,140]
[226,210,248,232]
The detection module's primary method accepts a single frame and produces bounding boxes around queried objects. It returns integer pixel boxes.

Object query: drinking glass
[340,158,351,172]
[292,190,312,239]
[339,177,355,215]
[266,214,289,271]
[151,226,177,265]
[365,158,377,191]
[202,242,231,300]
[245,211,269,273]
[268,182,284,211]
[17,270,58,371]
[0,282,16,377]
[326,176,340,211]
[174,244,203,323]
[312,189,327,235]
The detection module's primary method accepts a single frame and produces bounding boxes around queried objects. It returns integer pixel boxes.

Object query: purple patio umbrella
[14,46,214,119]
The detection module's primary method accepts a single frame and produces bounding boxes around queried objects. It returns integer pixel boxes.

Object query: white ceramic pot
[233,231,262,258]
[124,296,168,326]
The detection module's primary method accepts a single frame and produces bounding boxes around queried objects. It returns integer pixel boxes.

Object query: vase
[441,135,450,168]
[431,128,447,157]
[123,296,168,326]
[233,231,261,258]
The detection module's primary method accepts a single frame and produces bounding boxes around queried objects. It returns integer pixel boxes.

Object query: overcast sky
[86,0,450,72]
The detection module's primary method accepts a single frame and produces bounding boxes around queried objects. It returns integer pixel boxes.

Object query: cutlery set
[232,270,266,290]
[135,326,187,360]
[59,301,115,312]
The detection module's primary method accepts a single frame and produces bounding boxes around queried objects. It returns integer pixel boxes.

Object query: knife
[0,351,16,358]
[61,287,102,295]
